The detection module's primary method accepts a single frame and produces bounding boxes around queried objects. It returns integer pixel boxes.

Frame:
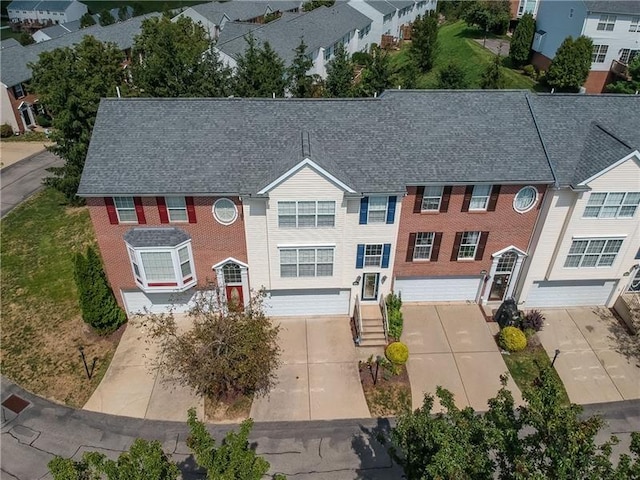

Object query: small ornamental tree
[74,246,126,334]
[18,31,34,45]
[436,62,469,89]
[324,43,355,97]
[355,46,392,97]
[546,35,593,92]
[410,12,439,72]
[481,54,505,89]
[98,9,116,26]
[141,286,281,401]
[509,13,536,68]
[80,12,96,28]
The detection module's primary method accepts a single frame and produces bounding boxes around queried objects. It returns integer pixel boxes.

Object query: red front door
[225,285,243,311]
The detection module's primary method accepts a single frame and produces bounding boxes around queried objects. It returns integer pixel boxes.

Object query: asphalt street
[0,150,63,218]
[2,376,639,480]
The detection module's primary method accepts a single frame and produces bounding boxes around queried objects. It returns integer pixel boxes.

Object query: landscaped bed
[1,188,120,406]
[359,357,412,417]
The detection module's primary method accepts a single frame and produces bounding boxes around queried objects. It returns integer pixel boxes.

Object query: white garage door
[264,289,350,316]
[122,289,197,315]
[394,276,482,302]
[525,280,617,307]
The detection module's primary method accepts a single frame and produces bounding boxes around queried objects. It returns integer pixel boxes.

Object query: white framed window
[165,196,187,222]
[12,83,24,98]
[113,196,137,223]
[583,192,640,218]
[513,186,538,213]
[592,44,609,63]
[564,238,623,268]
[127,242,196,291]
[383,13,393,22]
[280,247,334,277]
[364,244,383,267]
[458,231,480,260]
[597,14,616,31]
[619,49,640,65]
[278,201,335,227]
[470,185,492,211]
[421,186,443,211]
[213,198,238,225]
[367,196,387,223]
[630,17,640,32]
[413,232,434,260]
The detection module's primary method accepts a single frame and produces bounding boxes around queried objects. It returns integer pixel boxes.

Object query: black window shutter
[476,231,489,260]
[451,232,462,261]
[461,186,473,212]
[406,233,416,262]
[440,186,452,213]
[413,186,425,213]
[487,185,501,212]
[432,232,442,261]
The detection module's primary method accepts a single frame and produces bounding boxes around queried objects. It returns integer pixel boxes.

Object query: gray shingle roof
[191,0,296,25]
[386,0,415,10]
[78,91,568,197]
[528,94,640,186]
[0,38,21,49]
[0,13,159,87]
[582,0,640,15]
[364,1,396,16]
[216,3,372,66]
[8,0,73,12]
[124,228,191,248]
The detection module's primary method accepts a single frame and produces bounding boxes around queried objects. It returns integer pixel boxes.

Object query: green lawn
[1,18,22,42]
[1,188,118,407]
[390,20,537,90]
[502,343,570,405]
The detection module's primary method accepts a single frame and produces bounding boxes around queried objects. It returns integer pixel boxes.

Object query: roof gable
[257,158,357,195]
[578,150,640,187]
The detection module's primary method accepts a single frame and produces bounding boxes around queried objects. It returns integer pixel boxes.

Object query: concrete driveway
[83,316,203,421]
[537,307,640,404]
[403,304,523,412]
[250,316,370,422]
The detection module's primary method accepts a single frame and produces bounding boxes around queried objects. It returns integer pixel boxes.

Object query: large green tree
[287,39,316,98]
[390,368,640,479]
[546,35,593,92]
[234,35,287,97]
[98,9,115,26]
[410,12,439,72]
[29,36,125,203]
[436,62,469,89]
[131,16,232,97]
[356,45,393,97]
[324,43,354,97]
[463,0,511,35]
[80,12,96,28]
[606,54,640,93]
[509,13,535,68]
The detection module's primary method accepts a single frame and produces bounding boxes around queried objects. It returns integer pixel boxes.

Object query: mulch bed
[359,360,412,418]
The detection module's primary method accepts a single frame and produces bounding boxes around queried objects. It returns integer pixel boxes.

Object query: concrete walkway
[538,307,640,404]
[403,304,523,412]
[83,318,204,421]
[250,316,370,422]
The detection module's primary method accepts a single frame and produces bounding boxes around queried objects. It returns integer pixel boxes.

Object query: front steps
[359,305,387,347]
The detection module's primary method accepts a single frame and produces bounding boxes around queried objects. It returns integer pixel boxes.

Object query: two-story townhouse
[516,94,640,308]
[0,14,159,133]
[7,0,87,26]
[532,0,640,93]
[214,4,374,79]
[510,0,540,19]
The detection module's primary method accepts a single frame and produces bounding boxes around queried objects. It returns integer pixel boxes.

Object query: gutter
[525,93,559,188]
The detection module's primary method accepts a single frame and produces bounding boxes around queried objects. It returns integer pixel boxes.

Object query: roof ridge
[590,121,632,149]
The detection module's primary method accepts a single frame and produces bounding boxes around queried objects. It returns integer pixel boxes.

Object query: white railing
[355,294,363,345]
[380,294,389,343]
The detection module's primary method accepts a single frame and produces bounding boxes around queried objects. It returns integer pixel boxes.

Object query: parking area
[537,307,640,404]
[250,316,370,421]
[402,304,523,412]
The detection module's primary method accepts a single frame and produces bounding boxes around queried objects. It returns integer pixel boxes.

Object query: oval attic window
[513,186,538,213]
[213,198,237,225]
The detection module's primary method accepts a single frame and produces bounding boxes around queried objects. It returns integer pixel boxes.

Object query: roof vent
[301,131,311,157]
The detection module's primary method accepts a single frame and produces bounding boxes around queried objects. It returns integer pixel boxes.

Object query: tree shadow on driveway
[351,417,403,479]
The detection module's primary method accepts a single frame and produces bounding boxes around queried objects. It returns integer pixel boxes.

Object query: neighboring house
[509,0,540,18]
[174,0,302,39]
[7,0,87,26]
[215,3,374,79]
[516,94,640,308]
[532,0,640,93]
[33,8,133,43]
[0,14,159,133]
[348,0,435,43]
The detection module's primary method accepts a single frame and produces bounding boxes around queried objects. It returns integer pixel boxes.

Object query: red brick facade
[6,85,38,133]
[87,196,248,308]
[393,185,547,279]
[584,70,612,94]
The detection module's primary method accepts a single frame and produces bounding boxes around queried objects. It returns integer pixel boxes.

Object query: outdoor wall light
[353,276,361,286]
[381,275,387,284]
[480,270,488,276]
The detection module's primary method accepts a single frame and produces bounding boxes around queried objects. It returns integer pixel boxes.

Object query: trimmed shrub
[36,114,52,128]
[74,246,126,334]
[520,309,545,332]
[523,64,536,77]
[386,292,403,340]
[352,51,372,67]
[499,326,527,352]
[386,342,409,365]
[0,123,14,138]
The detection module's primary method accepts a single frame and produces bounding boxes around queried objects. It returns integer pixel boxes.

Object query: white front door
[362,272,379,301]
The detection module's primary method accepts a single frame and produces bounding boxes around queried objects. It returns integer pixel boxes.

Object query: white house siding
[217,49,238,70]
[348,1,385,46]
[0,86,19,133]
[243,165,401,314]
[582,13,640,73]
[518,154,640,308]
[8,1,87,24]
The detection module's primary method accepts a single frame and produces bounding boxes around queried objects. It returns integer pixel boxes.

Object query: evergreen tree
[234,36,287,97]
[98,9,115,26]
[80,12,96,28]
[324,43,354,97]
[410,12,439,72]
[356,46,392,96]
[509,13,535,67]
[436,62,468,89]
[287,39,315,98]
[258,42,287,97]
[118,5,129,21]
[546,35,593,92]
[481,54,505,89]
[29,37,125,203]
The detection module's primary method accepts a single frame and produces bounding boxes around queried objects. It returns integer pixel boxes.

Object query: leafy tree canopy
[80,12,96,28]
[302,0,335,12]
[463,0,511,35]
[546,35,593,92]
[436,62,469,89]
[606,54,640,94]
[355,45,392,97]
[98,9,115,26]
[481,54,506,89]
[324,43,355,97]
[234,35,287,97]
[509,12,535,68]
[410,12,439,72]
